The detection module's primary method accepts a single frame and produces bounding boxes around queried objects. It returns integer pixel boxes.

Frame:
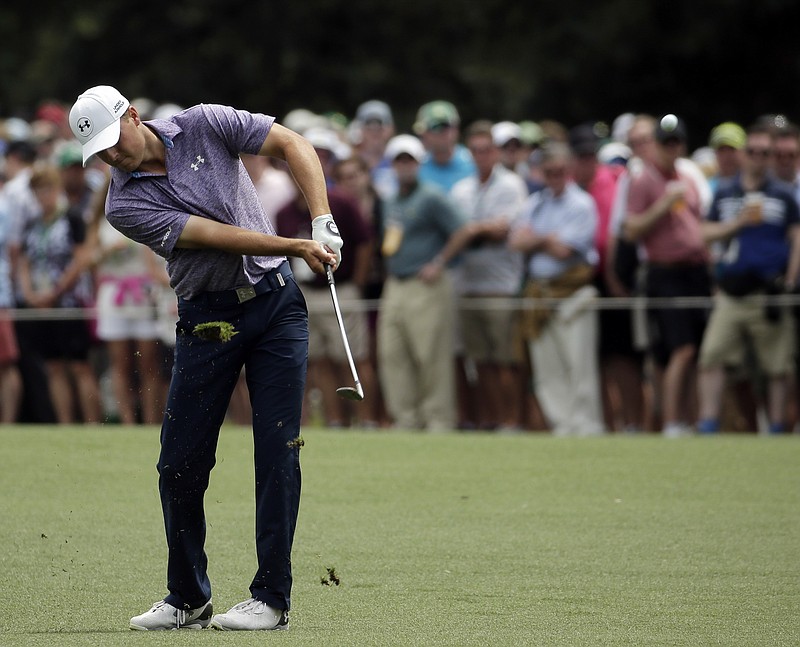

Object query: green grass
[1,427,798,646]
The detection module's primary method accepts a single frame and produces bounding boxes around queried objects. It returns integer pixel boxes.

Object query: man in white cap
[377,134,473,431]
[70,85,341,631]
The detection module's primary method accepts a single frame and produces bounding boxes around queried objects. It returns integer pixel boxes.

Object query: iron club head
[336,385,364,401]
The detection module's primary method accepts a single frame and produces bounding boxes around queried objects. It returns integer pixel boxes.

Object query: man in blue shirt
[697,123,800,434]
[509,142,605,437]
[413,101,476,192]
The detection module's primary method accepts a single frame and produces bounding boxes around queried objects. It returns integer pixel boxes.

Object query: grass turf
[0,427,798,646]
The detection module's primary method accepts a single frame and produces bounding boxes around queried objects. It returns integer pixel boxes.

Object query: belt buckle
[236,286,257,303]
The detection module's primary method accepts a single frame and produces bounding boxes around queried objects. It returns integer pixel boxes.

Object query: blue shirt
[419,145,476,192]
[707,176,800,279]
[515,182,599,280]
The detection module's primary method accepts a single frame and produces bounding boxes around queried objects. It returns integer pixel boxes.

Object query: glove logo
[327,222,340,236]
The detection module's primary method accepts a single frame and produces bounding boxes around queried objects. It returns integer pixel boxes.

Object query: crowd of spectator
[2,96,800,435]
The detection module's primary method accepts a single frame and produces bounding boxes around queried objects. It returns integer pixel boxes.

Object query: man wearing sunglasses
[696,123,800,435]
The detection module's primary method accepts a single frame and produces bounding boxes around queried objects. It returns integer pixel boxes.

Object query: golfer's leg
[159,303,245,609]
[245,284,307,611]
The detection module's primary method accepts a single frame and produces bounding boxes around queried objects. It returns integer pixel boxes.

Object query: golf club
[324,263,364,401]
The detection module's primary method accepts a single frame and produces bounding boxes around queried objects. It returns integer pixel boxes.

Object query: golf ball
[660,114,678,131]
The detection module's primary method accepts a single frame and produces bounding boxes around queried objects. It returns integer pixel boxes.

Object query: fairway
[1,427,798,646]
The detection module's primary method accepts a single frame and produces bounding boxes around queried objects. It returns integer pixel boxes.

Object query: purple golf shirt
[105,104,283,299]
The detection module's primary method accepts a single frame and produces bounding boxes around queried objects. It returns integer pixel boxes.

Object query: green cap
[709,122,746,150]
[55,141,84,168]
[413,101,460,135]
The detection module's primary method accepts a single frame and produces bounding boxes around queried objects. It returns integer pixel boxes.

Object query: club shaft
[325,266,362,392]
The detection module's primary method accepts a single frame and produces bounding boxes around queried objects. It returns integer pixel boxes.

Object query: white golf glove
[312,214,343,267]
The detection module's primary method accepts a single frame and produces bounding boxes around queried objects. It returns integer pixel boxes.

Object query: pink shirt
[627,162,708,265]
[586,164,618,272]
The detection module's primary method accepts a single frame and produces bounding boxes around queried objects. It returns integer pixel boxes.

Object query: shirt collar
[122,119,180,181]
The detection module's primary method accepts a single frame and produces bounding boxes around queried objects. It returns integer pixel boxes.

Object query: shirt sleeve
[626,173,652,216]
[200,104,274,157]
[106,176,189,258]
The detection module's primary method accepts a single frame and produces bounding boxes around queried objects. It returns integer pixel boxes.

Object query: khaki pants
[527,288,605,436]
[378,275,456,430]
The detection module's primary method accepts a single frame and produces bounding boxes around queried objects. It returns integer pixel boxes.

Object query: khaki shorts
[302,284,368,362]
[460,297,520,365]
[698,292,795,375]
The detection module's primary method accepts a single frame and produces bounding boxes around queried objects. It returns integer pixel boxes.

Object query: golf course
[1,426,798,646]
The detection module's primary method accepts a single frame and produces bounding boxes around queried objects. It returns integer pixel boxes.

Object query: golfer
[69,86,342,631]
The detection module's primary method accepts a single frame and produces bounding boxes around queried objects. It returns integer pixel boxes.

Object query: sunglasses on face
[775,150,798,161]
[427,123,453,133]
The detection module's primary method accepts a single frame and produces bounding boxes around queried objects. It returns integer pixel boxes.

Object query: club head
[336,385,364,401]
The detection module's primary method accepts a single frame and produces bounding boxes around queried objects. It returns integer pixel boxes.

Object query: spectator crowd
[2,96,800,436]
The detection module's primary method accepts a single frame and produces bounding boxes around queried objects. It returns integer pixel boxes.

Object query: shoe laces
[232,598,267,615]
[150,600,187,628]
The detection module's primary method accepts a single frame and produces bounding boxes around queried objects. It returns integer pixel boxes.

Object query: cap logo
[113,99,125,114]
[76,117,93,138]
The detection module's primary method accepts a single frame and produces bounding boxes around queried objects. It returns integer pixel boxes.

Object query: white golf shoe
[129,599,213,631]
[210,597,289,631]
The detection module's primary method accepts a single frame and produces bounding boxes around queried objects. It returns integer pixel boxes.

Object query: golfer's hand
[312,214,343,268]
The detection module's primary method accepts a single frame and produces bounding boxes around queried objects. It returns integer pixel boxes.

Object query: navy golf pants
[159,269,307,612]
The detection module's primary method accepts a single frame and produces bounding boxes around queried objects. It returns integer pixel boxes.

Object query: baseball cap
[385,134,425,163]
[519,121,544,147]
[54,141,84,168]
[654,114,688,144]
[69,85,130,166]
[413,101,460,135]
[492,121,522,147]
[568,123,600,156]
[356,100,393,126]
[709,122,746,150]
[598,141,632,166]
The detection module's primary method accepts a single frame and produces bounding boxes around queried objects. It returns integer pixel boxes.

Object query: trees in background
[3,0,800,144]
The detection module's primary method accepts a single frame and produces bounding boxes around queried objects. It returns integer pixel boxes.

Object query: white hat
[69,85,130,166]
[355,100,393,126]
[597,141,632,165]
[492,121,522,147]
[385,134,425,163]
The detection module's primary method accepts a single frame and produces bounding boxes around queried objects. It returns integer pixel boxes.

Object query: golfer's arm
[177,216,334,271]
[259,123,331,218]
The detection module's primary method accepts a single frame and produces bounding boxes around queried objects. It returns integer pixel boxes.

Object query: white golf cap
[492,121,522,147]
[385,134,425,163]
[69,85,130,166]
